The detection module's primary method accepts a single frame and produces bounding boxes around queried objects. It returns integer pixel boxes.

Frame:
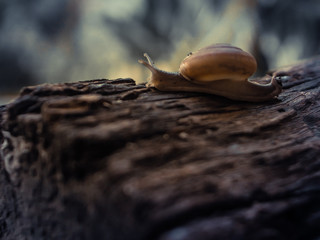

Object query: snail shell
[180,44,257,82]
[139,43,282,102]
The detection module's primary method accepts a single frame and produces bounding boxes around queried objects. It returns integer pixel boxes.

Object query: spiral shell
[179,44,257,82]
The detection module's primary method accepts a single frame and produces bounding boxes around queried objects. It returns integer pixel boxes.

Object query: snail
[138,43,282,102]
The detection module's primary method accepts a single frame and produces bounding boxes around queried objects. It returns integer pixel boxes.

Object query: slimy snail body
[139,44,282,102]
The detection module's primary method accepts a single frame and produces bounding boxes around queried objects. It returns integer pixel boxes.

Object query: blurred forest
[0,0,319,97]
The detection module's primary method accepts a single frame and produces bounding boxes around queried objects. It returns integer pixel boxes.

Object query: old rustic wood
[1,57,320,240]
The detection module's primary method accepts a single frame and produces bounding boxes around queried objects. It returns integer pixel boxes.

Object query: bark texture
[1,57,320,240]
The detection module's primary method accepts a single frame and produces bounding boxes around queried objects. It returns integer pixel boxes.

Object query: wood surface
[1,57,320,240]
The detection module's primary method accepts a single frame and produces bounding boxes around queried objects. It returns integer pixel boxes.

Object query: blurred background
[0,0,320,104]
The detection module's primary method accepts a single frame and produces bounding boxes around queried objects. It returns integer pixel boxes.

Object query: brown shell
[179,44,257,82]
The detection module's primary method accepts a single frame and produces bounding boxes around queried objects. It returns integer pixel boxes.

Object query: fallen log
[1,57,320,240]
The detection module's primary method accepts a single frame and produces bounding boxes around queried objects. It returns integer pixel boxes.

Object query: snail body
[139,44,282,102]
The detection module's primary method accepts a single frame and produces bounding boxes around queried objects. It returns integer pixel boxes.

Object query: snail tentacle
[139,54,184,89]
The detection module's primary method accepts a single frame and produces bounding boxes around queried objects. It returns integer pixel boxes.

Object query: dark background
[0,0,319,98]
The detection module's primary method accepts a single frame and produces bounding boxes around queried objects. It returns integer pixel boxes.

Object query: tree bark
[1,57,320,240]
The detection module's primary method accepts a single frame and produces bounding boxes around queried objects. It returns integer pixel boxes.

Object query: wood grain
[1,57,320,240]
